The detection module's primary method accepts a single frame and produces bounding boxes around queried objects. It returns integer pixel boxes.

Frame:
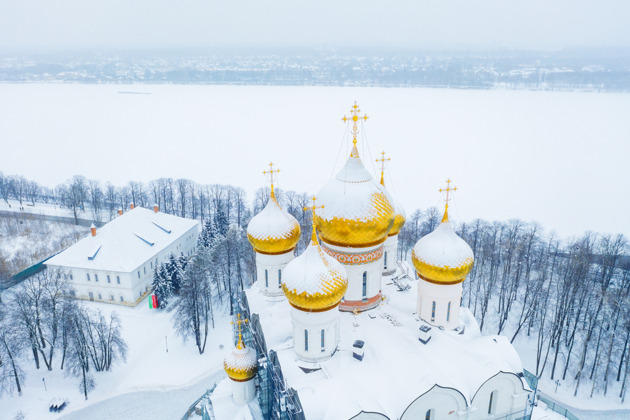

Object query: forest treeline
[1,171,629,402]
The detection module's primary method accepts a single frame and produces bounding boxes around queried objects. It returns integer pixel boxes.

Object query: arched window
[362,272,367,299]
[304,329,309,351]
[278,269,282,286]
[425,409,434,420]
[447,301,451,322]
[321,329,325,351]
[488,390,498,414]
[265,269,268,287]
[384,251,388,269]
[431,301,436,322]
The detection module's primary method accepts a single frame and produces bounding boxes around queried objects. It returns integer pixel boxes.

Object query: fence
[537,395,580,420]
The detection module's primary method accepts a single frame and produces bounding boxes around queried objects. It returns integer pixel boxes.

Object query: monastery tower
[412,180,474,330]
[247,163,301,297]
[375,151,406,276]
[282,198,348,362]
[223,315,258,405]
[315,102,395,312]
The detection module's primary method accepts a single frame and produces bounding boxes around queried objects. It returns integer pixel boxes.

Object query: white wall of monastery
[291,306,340,362]
[417,279,463,330]
[382,234,398,275]
[230,378,256,405]
[255,250,294,297]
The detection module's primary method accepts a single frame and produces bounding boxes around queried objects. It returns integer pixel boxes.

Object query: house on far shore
[46,205,199,306]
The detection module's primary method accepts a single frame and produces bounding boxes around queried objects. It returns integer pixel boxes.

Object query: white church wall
[231,378,256,405]
[469,372,528,420]
[400,385,468,420]
[417,279,462,330]
[256,250,294,296]
[290,306,339,362]
[382,234,398,276]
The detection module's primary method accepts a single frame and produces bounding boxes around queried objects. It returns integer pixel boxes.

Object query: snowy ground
[1,298,232,420]
[0,84,629,239]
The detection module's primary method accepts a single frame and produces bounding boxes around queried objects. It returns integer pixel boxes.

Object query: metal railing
[537,395,579,420]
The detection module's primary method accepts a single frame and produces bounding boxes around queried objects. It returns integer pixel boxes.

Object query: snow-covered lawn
[1,299,232,420]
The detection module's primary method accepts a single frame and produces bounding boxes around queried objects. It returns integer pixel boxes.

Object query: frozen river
[1,84,628,239]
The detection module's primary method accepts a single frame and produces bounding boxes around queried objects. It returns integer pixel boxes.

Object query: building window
[447,302,451,322]
[425,409,434,420]
[362,272,367,299]
[384,251,388,269]
[70,290,76,297]
[110,295,114,301]
[304,329,309,351]
[265,269,268,287]
[488,390,498,414]
[278,269,282,286]
[69,274,73,280]
[88,292,94,300]
[107,275,111,283]
[431,301,436,322]
[144,266,146,275]
[95,274,99,282]
[117,276,121,284]
[137,271,141,278]
[120,296,124,302]
[321,329,325,351]
[150,261,153,269]
[86,273,90,281]
[98,293,102,300]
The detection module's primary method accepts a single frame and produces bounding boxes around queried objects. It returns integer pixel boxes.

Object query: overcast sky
[2,0,630,51]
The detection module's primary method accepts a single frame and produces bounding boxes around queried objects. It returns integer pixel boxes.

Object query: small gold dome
[389,210,406,236]
[282,228,349,311]
[315,144,395,248]
[224,337,258,382]
[247,188,301,255]
[411,208,474,285]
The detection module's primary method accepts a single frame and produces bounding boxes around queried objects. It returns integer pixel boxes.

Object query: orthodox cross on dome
[375,151,390,186]
[341,100,369,148]
[439,179,457,223]
[263,162,280,198]
[304,196,325,244]
[231,313,250,349]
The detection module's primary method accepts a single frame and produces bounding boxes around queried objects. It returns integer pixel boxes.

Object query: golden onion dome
[224,336,258,382]
[379,173,406,237]
[282,227,349,312]
[247,187,301,254]
[315,144,395,248]
[411,208,474,285]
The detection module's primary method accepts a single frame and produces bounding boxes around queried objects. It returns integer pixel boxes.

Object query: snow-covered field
[0,84,628,240]
[1,299,232,420]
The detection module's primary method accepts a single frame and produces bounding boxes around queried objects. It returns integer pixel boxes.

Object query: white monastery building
[210,102,533,420]
[46,206,199,306]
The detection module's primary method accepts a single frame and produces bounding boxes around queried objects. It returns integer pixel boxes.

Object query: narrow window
[447,302,451,322]
[265,269,268,287]
[362,272,367,299]
[70,274,73,280]
[488,390,498,414]
[86,273,90,281]
[278,269,282,286]
[321,329,325,351]
[137,271,141,278]
[107,275,111,283]
[384,251,388,269]
[95,274,99,282]
[144,266,146,275]
[88,292,94,300]
[305,329,309,351]
[98,293,102,300]
[120,296,124,302]
[150,262,153,269]
[117,276,121,284]
[431,301,436,322]
[425,409,433,420]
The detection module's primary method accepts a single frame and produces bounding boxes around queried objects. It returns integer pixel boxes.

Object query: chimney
[130,203,135,210]
[153,204,159,213]
[118,208,123,216]
[90,223,96,237]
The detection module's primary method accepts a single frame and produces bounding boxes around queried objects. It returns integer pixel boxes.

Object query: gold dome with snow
[282,227,349,312]
[389,204,406,237]
[412,207,474,285]
[247,186,301,255]
[224,334,258,382]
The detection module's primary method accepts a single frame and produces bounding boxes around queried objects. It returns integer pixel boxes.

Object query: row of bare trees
[399,208,630,401]
[0,269,127,399]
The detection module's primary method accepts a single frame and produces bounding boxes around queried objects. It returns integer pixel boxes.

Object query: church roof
[46,207,199,272]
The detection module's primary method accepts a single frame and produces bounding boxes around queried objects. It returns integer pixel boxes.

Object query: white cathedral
[211,103,532,420]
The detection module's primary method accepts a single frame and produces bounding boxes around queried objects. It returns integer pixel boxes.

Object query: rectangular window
[265,270,268,287]
[321,329,325,351]
[98,293,102,300]
[70,274,73,280]
[431,301,436,322]
[107,275,111,283]
[117,276,121,284]
[144,266,146,275]
[304,329,309,351]
[86,273,90,281]
[150,262,153,269]
[110,295,114,301]
[447,302,451,322]
[120,296,124,302]
[137,271,141,278]
[95,274,99,282]
[88,292,94,300]
[278,269,282,286]
[362,272,367,300]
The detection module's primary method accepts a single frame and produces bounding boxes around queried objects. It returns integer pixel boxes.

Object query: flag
[152,294,158,308]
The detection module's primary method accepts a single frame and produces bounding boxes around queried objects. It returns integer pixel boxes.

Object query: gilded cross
[262,162,280,188]
[304,196,325,244]
[439,179,457,223]
[341,100,369,145]
[375,151,390,186]
[231,313,249,349]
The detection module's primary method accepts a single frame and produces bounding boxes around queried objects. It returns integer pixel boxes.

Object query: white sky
[2,0,630,50]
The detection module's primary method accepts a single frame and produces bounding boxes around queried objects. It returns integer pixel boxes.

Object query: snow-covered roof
[46,207,199,272]
[245,274,523,419]
[246,192,300,254]
[413,220,474,270]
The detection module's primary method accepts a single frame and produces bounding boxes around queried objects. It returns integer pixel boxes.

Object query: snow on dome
[224,339,258,382]
[388,196,406,237]
[315,145,395,248]
[247,189,300,254]
[282,232,348,311]
[412,210,474,284]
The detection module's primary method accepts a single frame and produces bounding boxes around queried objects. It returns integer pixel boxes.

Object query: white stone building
[46,206,199,306]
